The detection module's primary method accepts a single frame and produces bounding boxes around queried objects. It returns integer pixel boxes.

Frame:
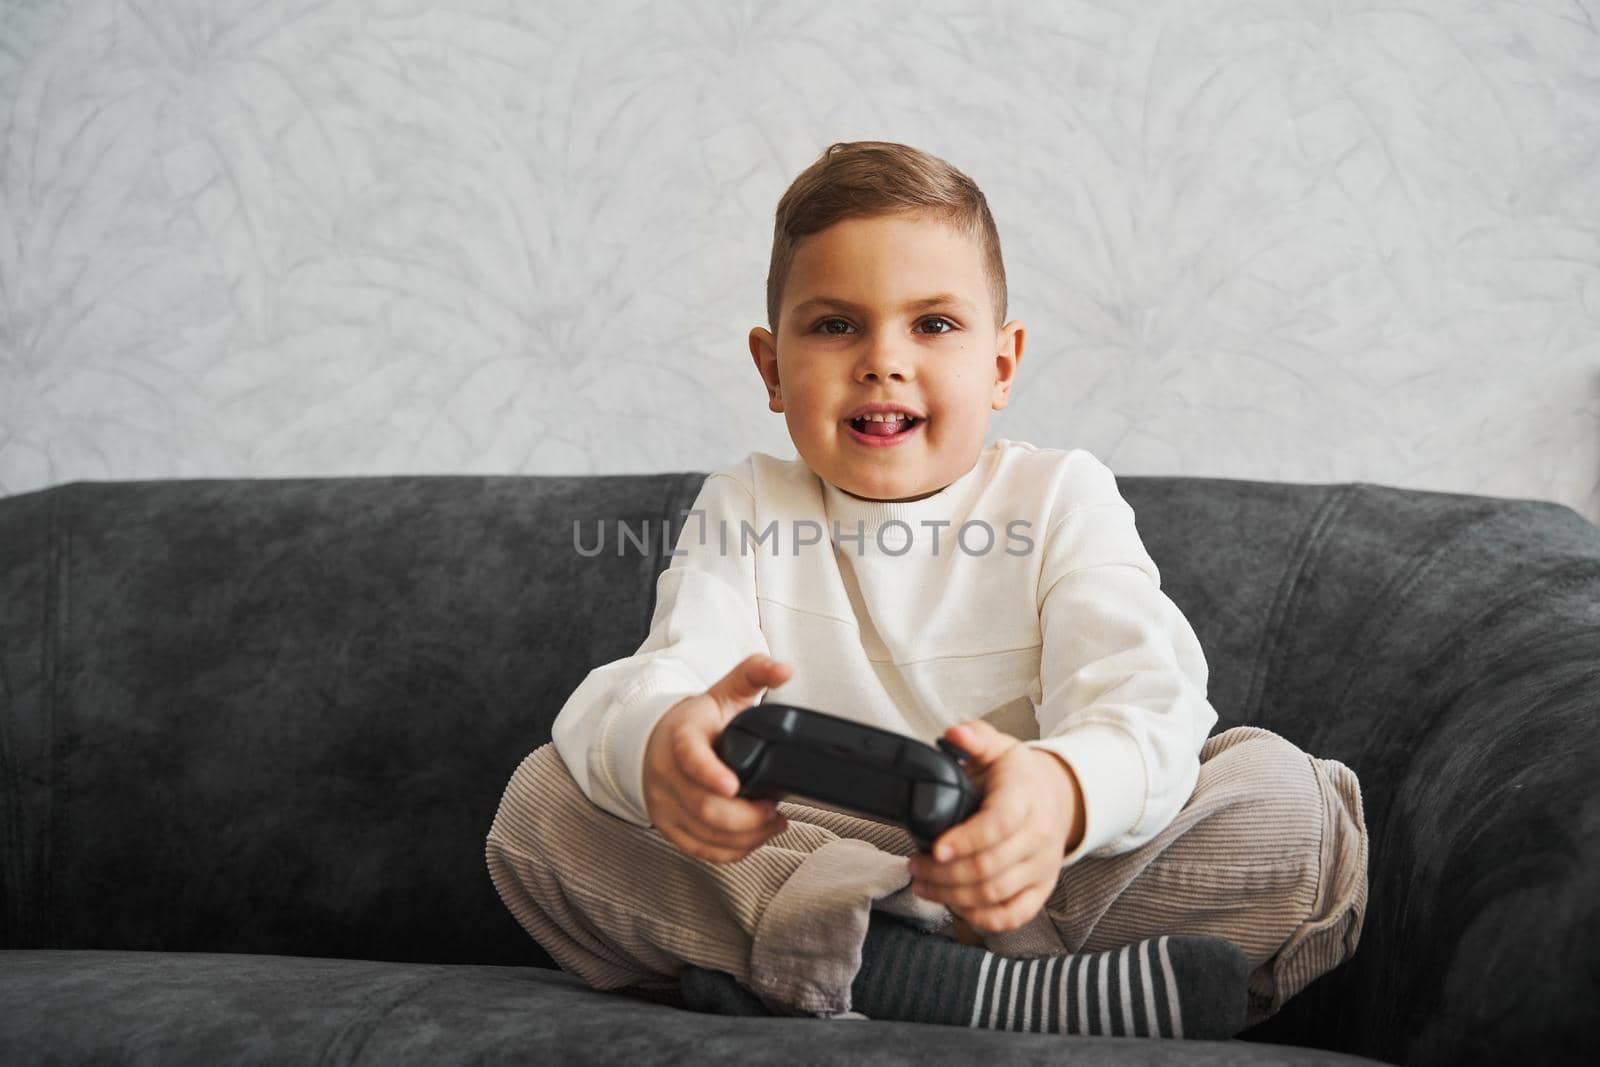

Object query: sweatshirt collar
[819,443,998,554]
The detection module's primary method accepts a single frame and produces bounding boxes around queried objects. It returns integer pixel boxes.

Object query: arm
[1035,749,1087,856]
[1021,457,1218,867]
[551,468,772,827]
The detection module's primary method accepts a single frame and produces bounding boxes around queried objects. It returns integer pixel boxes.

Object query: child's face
[749,211,1024,503]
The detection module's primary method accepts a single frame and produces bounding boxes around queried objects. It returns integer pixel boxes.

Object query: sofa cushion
[0,950,1383,1065]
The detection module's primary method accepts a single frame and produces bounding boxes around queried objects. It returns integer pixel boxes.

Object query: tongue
[860,418,909,437]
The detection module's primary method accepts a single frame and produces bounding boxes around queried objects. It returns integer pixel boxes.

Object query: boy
[485,141,1368,1038]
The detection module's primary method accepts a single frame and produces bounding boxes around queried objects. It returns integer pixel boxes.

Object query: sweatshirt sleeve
[1021,453,1219,868]
[550,469,772,828]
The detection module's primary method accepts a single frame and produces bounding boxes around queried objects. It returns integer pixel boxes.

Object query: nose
[854,337,914,383]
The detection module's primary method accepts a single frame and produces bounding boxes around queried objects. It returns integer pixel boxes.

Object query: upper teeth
[856,412,912,422]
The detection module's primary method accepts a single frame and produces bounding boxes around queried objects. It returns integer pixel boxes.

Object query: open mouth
[846,415,922,438]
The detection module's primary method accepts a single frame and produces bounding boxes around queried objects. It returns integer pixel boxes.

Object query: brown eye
[812,316,957,335]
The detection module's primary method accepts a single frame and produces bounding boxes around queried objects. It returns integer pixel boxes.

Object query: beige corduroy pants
[484,725,1369,1025]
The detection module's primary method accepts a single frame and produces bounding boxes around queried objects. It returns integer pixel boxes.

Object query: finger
[664,813,760,862]
[928,790,1022,864]
[713,815,789,852]
[919,858,1036,915]
[663,823,749,864]
[675,803,788,855]
[965,884,1052,935]
[707,653,793,719]
[943,719,1017,767]
[671,726,743,798]
[693,789,787,835]
[654,817,732,861]
[914,830,1032,895]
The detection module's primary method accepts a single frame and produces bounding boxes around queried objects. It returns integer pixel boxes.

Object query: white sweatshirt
[550,438,1219,867]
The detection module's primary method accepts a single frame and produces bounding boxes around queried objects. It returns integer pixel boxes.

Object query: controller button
[719,730,763,774]
[910,782,948,826]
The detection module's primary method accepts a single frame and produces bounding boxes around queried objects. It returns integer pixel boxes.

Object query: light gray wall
[3,0,1596,524]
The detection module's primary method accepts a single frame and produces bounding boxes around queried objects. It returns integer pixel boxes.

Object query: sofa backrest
[1,470,1595,1065]
[0,472,702,972]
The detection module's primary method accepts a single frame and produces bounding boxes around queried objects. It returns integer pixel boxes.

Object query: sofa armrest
[1234,490,1600,1065]
[1374,562,1599,1063]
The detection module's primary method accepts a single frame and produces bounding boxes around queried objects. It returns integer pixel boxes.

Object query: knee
[1181,729,1330,921]
[487,741,593,855]
[1202,733,1370,1017]
[1212,729,1324,851]
[1202,729,1345,925]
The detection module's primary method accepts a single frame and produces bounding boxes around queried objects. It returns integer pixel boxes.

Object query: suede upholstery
[1,470,1595,1065]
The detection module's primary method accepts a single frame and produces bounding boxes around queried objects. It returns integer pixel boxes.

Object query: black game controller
[714,702,980,851]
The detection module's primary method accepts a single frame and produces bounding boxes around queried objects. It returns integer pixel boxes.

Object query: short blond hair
[765,141,1007,335]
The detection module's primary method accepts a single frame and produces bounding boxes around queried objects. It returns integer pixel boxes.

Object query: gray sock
[679,964,774,1016]
[850,912,1249,1038]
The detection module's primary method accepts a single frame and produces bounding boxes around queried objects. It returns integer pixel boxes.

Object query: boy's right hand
[642,653,794,864]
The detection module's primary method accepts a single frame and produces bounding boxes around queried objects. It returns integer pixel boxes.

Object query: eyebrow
[791,293,970,316]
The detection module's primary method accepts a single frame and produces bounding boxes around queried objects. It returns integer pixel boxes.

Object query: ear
[749,328,783,412]
[991,321,1024,410]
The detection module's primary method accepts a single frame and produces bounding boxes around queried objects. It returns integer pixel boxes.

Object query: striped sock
[850,912,1249,1038]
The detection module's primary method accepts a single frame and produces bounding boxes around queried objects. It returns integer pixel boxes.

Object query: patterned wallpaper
[1,0,1596,524]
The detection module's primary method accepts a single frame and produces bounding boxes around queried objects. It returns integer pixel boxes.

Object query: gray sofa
[1,467,1595,1065]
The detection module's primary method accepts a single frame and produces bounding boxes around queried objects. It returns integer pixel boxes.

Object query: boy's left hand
[906,720,1083,934]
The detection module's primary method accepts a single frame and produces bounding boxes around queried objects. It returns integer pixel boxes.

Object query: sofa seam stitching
[1325,502,1519,734]
[43,487,66,949]
[0,496,28,946]
[1362,564,1600,835]
[1245,485,1355,724]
